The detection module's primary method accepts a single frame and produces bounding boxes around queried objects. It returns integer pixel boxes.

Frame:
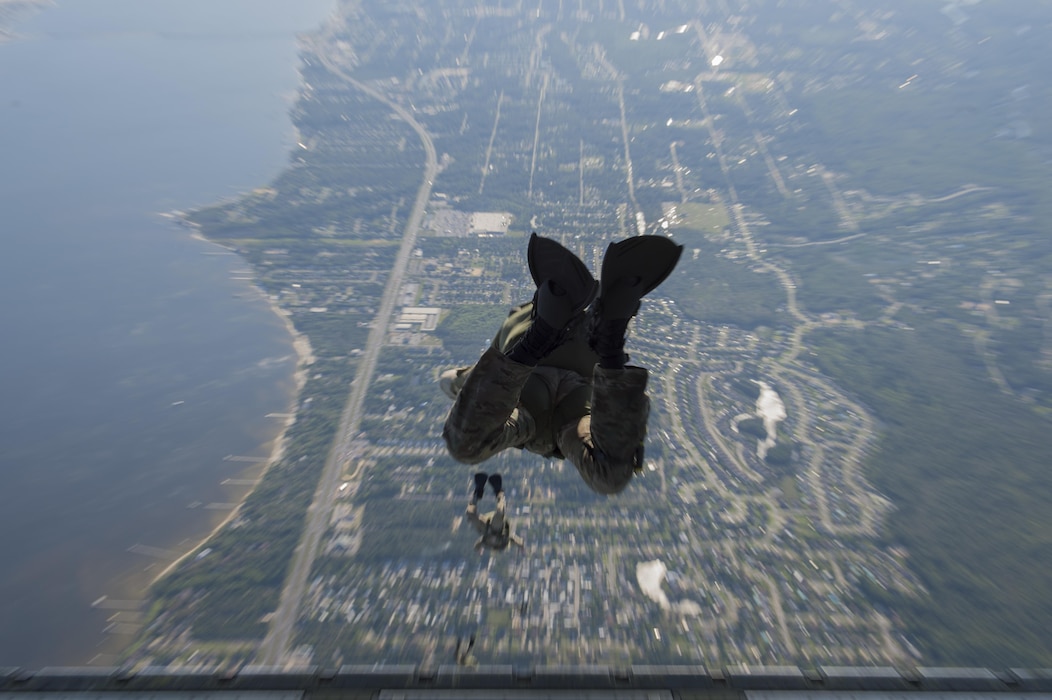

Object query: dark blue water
[0,0,333,667]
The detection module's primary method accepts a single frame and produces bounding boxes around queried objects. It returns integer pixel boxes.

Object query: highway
[257,55,438,667]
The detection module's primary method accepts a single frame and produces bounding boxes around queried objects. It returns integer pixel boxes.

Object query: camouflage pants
[466,490,508,537]
[442,347,650,495]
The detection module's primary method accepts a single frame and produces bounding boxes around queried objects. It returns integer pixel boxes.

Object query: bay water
[0,0,333,667]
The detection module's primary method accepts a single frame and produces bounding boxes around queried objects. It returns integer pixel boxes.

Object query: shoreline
[1,0,340,665]
[80,220,314,667]
[149,221,315,587]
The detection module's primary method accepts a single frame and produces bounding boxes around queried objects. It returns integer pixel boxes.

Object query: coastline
[149,221,315,587]
[1,0,341,666]
[70,218,314,666]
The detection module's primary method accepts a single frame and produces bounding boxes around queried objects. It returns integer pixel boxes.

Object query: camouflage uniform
[466,490,524,551]
[443,302,649,495]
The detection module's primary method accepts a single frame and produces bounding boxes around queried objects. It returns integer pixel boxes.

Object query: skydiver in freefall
[465,471,524,552]
[454,633,478,667]
[440,232,682,495]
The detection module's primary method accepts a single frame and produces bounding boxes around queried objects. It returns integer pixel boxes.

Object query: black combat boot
[589,235,683,369]
[507,233,597,366]
[487,473,503,496]
[473,472,488,500]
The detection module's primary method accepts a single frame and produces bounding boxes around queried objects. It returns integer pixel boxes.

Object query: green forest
[812,319,1052,665]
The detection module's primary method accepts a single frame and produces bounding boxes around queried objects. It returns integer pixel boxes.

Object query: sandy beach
[150,224,315,586]
[0,0,338,665]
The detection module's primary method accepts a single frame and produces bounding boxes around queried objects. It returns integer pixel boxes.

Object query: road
[257,55,438,667]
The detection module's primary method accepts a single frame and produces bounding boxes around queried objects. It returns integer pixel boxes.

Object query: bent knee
[443,427,487,465]
[586,462,634,496]
[444,437,485,465]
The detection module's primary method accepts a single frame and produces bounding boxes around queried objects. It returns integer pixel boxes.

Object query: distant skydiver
[454,633,478,667]
[441,233,682,495]
[465,471,524,552]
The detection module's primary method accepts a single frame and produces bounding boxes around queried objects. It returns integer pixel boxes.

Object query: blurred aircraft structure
[3,664,1052,699]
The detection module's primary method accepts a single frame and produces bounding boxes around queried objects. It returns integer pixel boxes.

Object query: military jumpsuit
[466,490,524,551]
[442,302,650,495]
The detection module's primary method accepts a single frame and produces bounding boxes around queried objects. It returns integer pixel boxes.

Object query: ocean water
[0,0,333,667]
